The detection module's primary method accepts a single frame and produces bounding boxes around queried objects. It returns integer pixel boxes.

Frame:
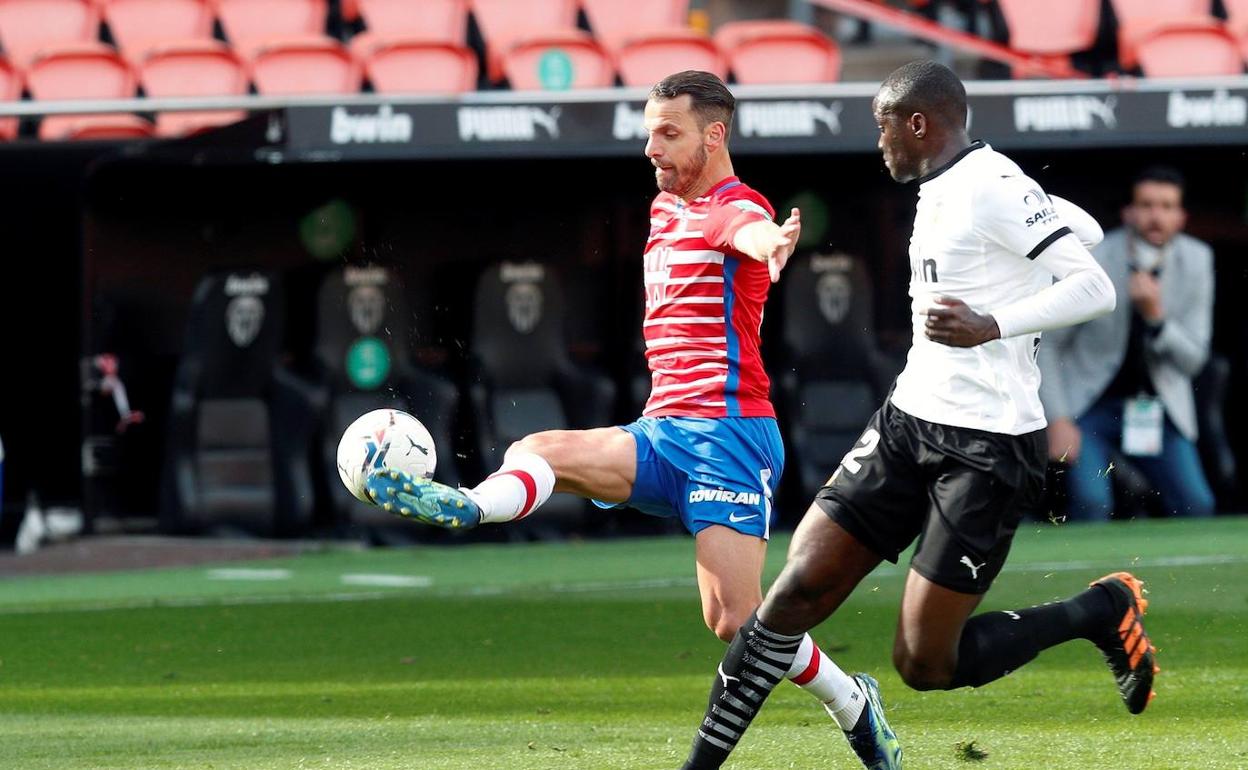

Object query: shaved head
[875,60,967,130]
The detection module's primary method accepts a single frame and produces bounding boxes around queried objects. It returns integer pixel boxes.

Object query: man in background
[1040,166,1216,521]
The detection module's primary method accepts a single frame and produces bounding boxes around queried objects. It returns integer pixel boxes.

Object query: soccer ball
[336,409,437,502]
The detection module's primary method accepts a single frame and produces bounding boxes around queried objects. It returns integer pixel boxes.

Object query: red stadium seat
[615,28,725,87]
[580,0,688,51]
[1109,0,1215,68]
[1135,18,1244,75]
[25,42,153,139]
[0,0,100,66]
[139,40,248,136]
[0,55,20,139]
[364,38,477,94]
[468,0,578,81]
[213,0,328,56]
[995,0,1100,55]
[249,36,362,95]
[1224,0,1248,25]
[502,30,613,90]
[716,20,840,84]
[100,0,215,60]
[357,0,468,44]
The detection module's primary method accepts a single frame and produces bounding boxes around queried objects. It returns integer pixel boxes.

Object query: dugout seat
[313,264,461,541]
[357,0,467,44]
[99,0,215,60]
[213,0,329,56]
[138,40,249,137]
[362,39,477,93]
[249,36,362,95]
[580,0,689,52]
[779,252,895,497]
[615,28,725,87]
[467,0,579,82]
[0,56,19,139]
[469,261,616,537]
[25,43,154,140]
[161,271,316,537]
[716,19,840,84]
[501,30,614,90]
[0,0,99,67]
[1134,18,1244,75]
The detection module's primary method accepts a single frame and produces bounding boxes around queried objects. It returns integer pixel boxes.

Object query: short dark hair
[877,60,967,128]
[1134,165,1185,196]
[649,70,735,135]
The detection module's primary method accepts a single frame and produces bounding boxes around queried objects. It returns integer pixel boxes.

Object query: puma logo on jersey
[689,488,762,506]
[960,556,988,580]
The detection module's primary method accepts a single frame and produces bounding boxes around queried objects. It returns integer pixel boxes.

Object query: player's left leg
[892,431,1157,713]
[367,426,637,529]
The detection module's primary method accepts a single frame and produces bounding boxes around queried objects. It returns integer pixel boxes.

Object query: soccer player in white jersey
[677,61,1158,770]
[367,71,900,769]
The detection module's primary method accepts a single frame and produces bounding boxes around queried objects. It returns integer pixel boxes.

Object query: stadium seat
[160,271,315,537]
[25,43,154,140]
[312,264,461,541]
[0,56,19,139]
[469,262,615,537]
[99,0,215,61]
[995,0,1101,56]
[138,40,248,137]
[0,0,100,67]
[1194,353,1237,509]
[364,38,477,94]
[1134,17,1243,75]
[580,0,689,51]
[615,28,725,88]
[716,19,840,84]
[357,0,468,44]
[249,37,362,95]
[213,0,329,56]
[1108,0,1215,69]
[467,0,579,82]
[779,252,896,497]
[501,30,614,90]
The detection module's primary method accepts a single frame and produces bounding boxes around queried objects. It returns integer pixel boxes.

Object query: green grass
[1,518,1246,769]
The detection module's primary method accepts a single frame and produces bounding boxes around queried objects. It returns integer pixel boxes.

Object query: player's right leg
[366,426,635,530]
[681,506,897,770]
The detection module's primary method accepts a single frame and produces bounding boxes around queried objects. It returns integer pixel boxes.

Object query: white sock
[463,450,556,524]
[786,634,866,730]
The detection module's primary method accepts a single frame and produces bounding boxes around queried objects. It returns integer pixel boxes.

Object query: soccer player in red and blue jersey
[368,71,899,769]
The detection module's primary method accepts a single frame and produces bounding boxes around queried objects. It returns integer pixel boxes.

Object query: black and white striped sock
[682,612,803,770]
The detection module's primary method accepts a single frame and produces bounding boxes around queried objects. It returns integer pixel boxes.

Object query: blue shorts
[593,416,785,539]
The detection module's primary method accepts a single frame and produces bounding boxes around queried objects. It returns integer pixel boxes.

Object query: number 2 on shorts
[839,428,881,474]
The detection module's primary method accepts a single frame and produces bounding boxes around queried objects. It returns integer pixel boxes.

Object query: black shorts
[814,398,1046,594]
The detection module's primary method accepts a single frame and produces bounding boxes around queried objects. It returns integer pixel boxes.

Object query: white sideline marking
[205,568,292,581]
[2,553,1244,616]
[340,574,432,588]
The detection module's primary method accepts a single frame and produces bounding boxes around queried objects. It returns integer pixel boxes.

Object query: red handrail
[810,0,1087,79]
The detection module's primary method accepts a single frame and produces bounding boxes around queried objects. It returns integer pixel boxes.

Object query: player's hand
[1047,417,1082,463]
[766,208,801,283]
[924,296,1001,347]
[1128,271,1164,322]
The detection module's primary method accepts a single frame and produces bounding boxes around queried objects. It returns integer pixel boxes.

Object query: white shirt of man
[891,141,1114,435]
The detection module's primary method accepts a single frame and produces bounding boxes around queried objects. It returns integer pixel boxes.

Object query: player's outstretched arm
[732,207,801,283]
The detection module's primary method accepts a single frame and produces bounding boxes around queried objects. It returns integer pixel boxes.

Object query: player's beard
[657,146,708,198]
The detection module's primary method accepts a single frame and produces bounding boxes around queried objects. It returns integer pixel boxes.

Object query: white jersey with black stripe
[890,142,1074,436]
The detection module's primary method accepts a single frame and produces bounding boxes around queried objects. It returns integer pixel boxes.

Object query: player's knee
[507,431,567,466]
[892,650,954,691]
[704,605,749,643]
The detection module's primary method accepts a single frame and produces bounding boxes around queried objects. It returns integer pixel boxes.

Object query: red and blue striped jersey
[642,176,776,419]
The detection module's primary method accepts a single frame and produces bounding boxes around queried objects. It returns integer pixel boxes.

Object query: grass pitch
[1,517,1246,769]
